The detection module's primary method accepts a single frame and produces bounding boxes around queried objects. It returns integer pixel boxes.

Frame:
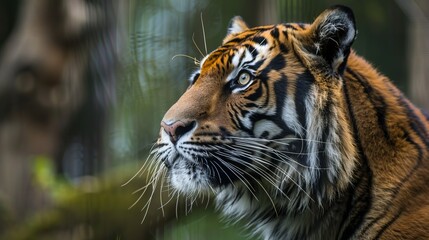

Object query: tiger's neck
[339,51,429,238]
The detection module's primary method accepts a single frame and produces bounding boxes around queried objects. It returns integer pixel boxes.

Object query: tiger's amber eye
[238,72,251,86]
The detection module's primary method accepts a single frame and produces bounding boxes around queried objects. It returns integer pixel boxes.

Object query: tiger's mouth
[165,147,251,193]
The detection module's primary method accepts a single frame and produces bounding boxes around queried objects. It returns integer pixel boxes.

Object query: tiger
[153,5,429,240]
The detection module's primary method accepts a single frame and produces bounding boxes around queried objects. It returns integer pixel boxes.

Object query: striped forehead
[226,43,269,81]
[198,22,308,68]
[200,33,273,81]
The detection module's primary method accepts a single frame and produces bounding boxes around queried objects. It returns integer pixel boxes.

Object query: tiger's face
[159,26,309,194]
[156,6,357,212]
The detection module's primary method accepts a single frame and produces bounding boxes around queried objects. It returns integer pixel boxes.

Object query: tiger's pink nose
[161,119,196,143]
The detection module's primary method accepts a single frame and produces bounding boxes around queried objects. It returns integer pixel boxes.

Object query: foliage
[1,164,254,239]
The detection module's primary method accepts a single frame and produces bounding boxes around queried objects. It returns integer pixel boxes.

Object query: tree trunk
[0,0,118,221]
[396,0,429,112]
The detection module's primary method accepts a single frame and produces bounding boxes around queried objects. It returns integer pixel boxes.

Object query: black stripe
[402,104,429,147]
[221,54,227,66]
[251,26,274,32]
[339,68,373,239]
[247,59,264,71]
[219,126,232,137]
[258,54,286,81]
[279,43,289,53]
[193,132,224,137]
[260,80,270,107]
[251,36,267,46]
[232,103,252,133]
[223,32,255,45]
[388,86,429,148]
[228,104,241,130]
[244,44,258,58]
[205,50,223,64]
[244,102,258,108]
[274,73,288,117]
[282,30,289,41]
[238,48,248,64]
[223,29,271,46]
[338,163,372,240]
[297,23,307,30]
[295,70,315,130]
[268,54,286,71]
[283,24,298,30]
[374,207,405,239]
[270,27,279,38]
[359,128,423,236]
[347,69,391,143]
[245,81,263,101]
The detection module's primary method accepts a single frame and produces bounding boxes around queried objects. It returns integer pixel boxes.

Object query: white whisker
[122,143,157,187]
[214,149,289,197]
[231,138,329,170]
[217,147,316,204]
[217,158,280,217]
[200,12,208,55]
[172,53,200,66]
[175,192,180,219]
[159,170,167,217]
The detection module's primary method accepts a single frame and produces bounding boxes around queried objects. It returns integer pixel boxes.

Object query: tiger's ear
[223,16,249,44]
[227,16,249,35]
[307,5,356,73]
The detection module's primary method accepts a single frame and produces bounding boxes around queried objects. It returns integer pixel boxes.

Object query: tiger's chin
[168,155,240,195]
[168,156,212,195]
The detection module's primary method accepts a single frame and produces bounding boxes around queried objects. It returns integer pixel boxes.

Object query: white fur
[253,120,282,139]
[228,17,248,35]
[282,96,304,136]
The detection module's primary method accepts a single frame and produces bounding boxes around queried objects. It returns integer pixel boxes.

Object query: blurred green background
[0,0,427,239]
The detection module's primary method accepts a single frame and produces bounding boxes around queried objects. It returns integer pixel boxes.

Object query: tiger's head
[156,5,358,218]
